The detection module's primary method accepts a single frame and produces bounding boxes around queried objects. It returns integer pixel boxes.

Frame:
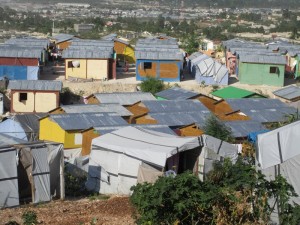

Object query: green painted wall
[295,56,300,79]
[239,62,285,86]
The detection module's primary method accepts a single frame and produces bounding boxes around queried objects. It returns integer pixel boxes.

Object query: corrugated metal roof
[149,111,209,127]
[135,37,182,60]
[61,104,133,116]
[225,121,266,138]
[137,38,178,46]
[71,40,114,48]
[68,45,114,51]
[94,124,175,135]
[239,54,286,64]
[212,86,256,99]
[242,107,297,123]
[142,100,210,113]
[50,113,128,130]
[5,38,49,48]
[8,80,62,91]
[226,98,290,111]
[52,34,74,43]
[223,38,266,50]
[225,98,297,123]
[62,49,113,59]
[94,92,156,105]
[135,50,183,60]
[0,47,42,58]
[0,133,28,146]
[273,86,300,101]
[155,87,199,100]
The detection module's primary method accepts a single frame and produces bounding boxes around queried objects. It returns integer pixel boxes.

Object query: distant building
[74,24,95,33]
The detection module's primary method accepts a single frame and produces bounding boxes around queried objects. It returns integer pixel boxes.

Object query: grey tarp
[0,142,64,208]
[0,146,19,208]
[198,135,238,181]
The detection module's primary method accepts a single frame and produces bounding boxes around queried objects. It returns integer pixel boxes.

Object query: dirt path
[0,197,135,225]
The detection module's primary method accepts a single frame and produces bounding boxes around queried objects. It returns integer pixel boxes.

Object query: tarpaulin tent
[256,120,300,224]
[86,127,238,195]
[0,142,64,208]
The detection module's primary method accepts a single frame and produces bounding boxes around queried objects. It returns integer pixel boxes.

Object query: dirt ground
[40,61,298,99]
[0,196,135,225]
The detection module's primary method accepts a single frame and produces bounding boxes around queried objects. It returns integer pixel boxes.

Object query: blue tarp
[0,65,38,80]
[247,130,269,143]
[27,66,39,80]
[0,65,27,80]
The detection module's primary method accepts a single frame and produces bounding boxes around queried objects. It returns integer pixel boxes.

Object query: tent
[190,53,229,85]
[86,127,238,195]
[256,120,300,224]
[0,142,64,208]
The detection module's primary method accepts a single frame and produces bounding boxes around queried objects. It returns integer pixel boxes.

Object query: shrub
[22,211,37,225]
[203,114,233,142]
[60,87,81,105]
[130,159,300,225]
[139,77,164,95]
[64,170,89,197]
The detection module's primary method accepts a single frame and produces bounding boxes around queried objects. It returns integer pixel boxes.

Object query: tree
[139,77,165,95]
[203,114,233,142]
[182,34,199,55]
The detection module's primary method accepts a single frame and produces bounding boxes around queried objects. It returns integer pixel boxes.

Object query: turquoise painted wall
[239,62,285,86]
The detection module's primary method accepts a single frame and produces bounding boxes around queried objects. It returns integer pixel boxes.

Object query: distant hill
[15,0,300,8]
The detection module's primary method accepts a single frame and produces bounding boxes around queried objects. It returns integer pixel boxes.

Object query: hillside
[15,0,300,8]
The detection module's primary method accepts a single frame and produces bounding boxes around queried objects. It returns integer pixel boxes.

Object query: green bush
[203,114,233,142]
[64,170,89,197]
[130,159,300,225]
[139,77,165,95]
[60,87,81,105]
[22,211,37,225]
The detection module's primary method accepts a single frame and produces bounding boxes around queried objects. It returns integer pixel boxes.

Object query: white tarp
[91,126,201,167]
[87,127,202,194]
[257,120,300,170]
[256,121,300,224]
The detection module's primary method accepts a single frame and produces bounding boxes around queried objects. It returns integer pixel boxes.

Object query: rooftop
[8,80,62,91]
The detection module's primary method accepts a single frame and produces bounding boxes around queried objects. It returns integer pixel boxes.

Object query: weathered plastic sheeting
[0,119,28,141]
[31,147,51,203]
[26,66,39,80]
[0,147,19,208]
[0,65,27,80]
[0,143,64,209]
